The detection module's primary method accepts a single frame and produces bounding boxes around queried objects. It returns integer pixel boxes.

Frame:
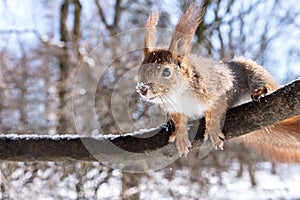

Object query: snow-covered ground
[2,162,299,199]
[141,163,300,200]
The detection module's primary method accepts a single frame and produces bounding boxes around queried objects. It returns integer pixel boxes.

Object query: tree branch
[94,0,121,36]
[113,0,122,28]
[0,79,299,161]
[94,0,112,31]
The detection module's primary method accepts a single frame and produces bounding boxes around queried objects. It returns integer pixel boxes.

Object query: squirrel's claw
[168,129,191,157]
[176,135,192,157]
[251,86,268,102]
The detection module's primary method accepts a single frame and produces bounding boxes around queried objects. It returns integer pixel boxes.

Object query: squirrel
[136,4,300,161]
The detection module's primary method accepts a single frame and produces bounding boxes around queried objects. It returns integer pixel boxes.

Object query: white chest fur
[163,84,208,119]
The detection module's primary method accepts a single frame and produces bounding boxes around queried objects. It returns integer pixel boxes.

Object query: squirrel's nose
[139,85,148,96]
[136,82,149,96]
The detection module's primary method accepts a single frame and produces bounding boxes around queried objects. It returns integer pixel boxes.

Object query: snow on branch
[0,79,299,161]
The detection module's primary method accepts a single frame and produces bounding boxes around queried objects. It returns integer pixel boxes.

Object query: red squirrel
[136,4,300,161]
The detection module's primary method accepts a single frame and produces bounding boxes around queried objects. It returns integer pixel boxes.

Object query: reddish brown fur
[169,4,206,57]
[168,113,182,142]
[144,11,159,55]
[168,113,191,156]
[241,115,300,162]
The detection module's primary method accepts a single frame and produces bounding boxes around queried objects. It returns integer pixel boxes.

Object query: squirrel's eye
[162,68,171,77]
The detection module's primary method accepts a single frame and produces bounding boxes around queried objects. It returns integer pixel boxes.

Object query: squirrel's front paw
[169,130,191,157]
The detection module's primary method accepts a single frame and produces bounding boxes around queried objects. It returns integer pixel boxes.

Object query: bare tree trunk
[58,0,70,132]
[57,0,82,133]
[121,173,141,200]
[72,0,82,57]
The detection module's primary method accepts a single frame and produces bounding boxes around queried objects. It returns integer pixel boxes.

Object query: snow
[0,126,161,140]
[140,164,300,200]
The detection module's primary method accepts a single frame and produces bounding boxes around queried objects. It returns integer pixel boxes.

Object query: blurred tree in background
[0,0,299,199]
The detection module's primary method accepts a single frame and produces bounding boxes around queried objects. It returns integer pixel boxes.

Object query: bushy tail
[240,115,300,162]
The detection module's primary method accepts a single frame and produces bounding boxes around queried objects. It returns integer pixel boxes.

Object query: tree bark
[0,79,299,161]
[72,0,82,57]
[58,0,70,131]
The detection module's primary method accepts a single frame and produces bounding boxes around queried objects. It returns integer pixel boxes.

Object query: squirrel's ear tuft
[144,11,160,56]
[168,2,206,58]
